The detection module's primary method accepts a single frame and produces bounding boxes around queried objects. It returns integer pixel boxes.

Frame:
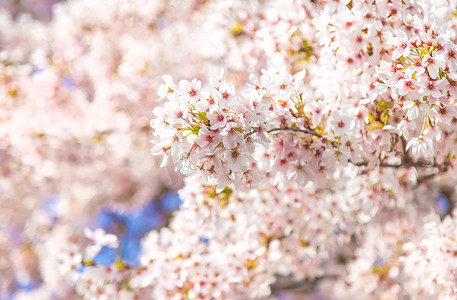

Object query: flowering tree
[3,0,457,299]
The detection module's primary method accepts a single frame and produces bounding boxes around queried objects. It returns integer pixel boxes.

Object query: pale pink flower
[443,42,457,72]
[157,74,175,100]
[385,31,410,60]
[413,12,436,32]
[406,135,434,157]
[216,81,236,109]
[330,111,353,136]
[225,148,249,172]
[433,104,457,126]
[402,100,422,120]
[395,77,416,96]
[196,127,219,151]
[208,110,228,130]
[176,156,197,176]
[417,76,444,99]
[220,122,243,149]
[179,78,202,100]
[421,54,445,80]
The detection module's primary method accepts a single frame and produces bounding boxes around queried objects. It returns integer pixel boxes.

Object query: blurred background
[0,0,325,298]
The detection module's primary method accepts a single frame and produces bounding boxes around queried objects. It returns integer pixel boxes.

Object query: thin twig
[266,126,322,138]
[249,126,450,172]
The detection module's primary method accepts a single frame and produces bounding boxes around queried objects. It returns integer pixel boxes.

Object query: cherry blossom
[5,0,457,300]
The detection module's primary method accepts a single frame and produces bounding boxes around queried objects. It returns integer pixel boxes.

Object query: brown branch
[270,274,339,294]
[246,126,322,138]
[414,161,451,188]
[248,126,451,173]
[266,126,322,138]
[350,158,441,169]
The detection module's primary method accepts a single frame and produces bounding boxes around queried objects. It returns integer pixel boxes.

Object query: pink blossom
[406,135,434,157]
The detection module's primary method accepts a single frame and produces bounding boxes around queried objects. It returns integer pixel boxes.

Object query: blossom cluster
[152,61,312,189]
[376,13,457,158]
[4,0,457,300]
[146,0,457,299]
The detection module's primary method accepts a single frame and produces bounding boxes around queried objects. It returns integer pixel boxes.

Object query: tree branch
[265,126,322,138]
[249,126,450,172]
